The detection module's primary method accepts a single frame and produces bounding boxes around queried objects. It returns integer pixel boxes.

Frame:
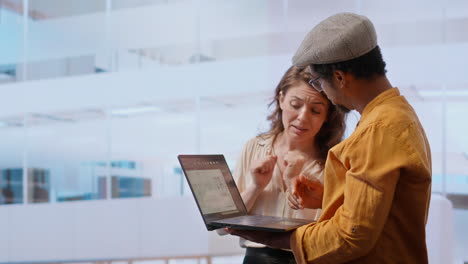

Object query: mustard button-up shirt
[291,88,432,263]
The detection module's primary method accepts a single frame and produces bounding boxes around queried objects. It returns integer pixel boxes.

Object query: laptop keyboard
[218,215,309,226]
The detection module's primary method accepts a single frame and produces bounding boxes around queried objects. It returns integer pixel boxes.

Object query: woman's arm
[241,155,277,211]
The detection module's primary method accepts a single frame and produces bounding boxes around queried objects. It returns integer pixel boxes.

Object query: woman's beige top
[234,135,324,248]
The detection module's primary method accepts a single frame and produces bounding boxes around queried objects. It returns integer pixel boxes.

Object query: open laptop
[178,154,313,232]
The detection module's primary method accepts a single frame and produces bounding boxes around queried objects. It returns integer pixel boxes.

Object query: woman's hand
[250,155,277,190]
[288,175,324,209]
[283,150,306,189]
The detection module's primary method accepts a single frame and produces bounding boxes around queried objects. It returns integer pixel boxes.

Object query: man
[228,12,432,263]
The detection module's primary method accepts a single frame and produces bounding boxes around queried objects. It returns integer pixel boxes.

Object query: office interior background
[0,0,467,263]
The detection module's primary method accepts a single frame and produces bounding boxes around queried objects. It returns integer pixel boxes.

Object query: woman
[234,66,346,264]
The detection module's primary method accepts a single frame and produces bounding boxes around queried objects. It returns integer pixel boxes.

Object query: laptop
[178,154,313,232]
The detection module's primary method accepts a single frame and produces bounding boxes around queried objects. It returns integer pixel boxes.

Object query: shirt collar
[360,87,400,120]
[257,134,275,154]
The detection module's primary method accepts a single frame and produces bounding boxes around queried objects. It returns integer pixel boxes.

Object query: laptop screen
[178,155,247,222]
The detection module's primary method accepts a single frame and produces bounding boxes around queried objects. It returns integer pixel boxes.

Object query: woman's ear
[279,91,285,110]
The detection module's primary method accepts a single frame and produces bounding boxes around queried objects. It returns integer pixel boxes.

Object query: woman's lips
[291,125,308,134]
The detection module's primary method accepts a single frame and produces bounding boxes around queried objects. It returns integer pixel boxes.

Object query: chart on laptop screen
[186,169,237,215]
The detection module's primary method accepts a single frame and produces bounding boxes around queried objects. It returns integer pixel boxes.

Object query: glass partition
[26,113,109,202]
[109,0,197,71]
[0,124,25,204]
[28,0,106,20]
[109,100,198,198]
[0,0,24,204]
[446,98,468,194]
[0,0,23,84]
[23,0,107,82]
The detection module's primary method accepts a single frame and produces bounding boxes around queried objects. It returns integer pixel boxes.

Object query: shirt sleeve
[233,137,256,193]
[291,123,411,263]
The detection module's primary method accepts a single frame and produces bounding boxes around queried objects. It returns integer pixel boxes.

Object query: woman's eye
[290,101,301,109]
[311,108,321,114]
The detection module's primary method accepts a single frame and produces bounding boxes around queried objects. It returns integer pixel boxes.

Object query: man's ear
[333,70,347,90]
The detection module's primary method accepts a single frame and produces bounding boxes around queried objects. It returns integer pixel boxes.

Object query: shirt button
[351,226,357,233]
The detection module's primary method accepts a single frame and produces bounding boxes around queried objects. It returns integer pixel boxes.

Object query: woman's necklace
[272,145,284,176]
[272,139,288,190]
[272,134,316,190]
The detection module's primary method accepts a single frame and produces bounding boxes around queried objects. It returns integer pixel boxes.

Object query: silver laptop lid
[178,155,248,228]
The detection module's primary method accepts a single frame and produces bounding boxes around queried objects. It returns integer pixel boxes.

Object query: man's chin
[336,104,351,113]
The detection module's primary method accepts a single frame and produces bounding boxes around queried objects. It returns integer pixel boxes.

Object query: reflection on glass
[16,55,107,82]
[26,112,108,203]
[0,0,23,84]
[0,169,23,204]
[112,0,182,11]
[0,64,17,84]
[446,101,468,195]
[56,162,107,202]
[28,168,50,203]
[28,0,106,20]
[111,175,151,199]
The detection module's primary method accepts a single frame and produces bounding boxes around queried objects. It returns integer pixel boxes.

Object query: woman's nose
[297,108,308,121]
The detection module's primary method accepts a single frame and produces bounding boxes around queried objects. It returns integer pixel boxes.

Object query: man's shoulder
[361,97,422,136]
[343,98,429,159]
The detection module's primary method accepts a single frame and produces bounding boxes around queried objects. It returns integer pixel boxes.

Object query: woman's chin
[286,131,313,143]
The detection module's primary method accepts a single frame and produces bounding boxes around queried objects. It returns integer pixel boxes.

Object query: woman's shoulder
[240,134,275,160]
[245,134,274,149]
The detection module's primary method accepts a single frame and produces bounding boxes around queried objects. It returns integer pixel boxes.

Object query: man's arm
[291,125,407,263]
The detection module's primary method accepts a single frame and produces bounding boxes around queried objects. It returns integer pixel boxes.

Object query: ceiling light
[418,90,468,97]
[110,106,162,116]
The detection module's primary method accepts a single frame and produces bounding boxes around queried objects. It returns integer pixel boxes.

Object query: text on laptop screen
[186,169,238,215]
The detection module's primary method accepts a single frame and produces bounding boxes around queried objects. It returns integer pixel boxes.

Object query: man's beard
[336,104,351,113]
[326,82,351,114]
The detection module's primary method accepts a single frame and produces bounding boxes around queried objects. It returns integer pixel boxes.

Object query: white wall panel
[0,197,242,263]
[0,194,452,263]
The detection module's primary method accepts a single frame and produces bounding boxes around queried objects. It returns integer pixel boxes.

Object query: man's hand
[225,228,292,249]
[289,175,324,209]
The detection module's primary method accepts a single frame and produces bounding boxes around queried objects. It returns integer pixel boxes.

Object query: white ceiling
[2,0,468,65]
[0,0,467,169]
